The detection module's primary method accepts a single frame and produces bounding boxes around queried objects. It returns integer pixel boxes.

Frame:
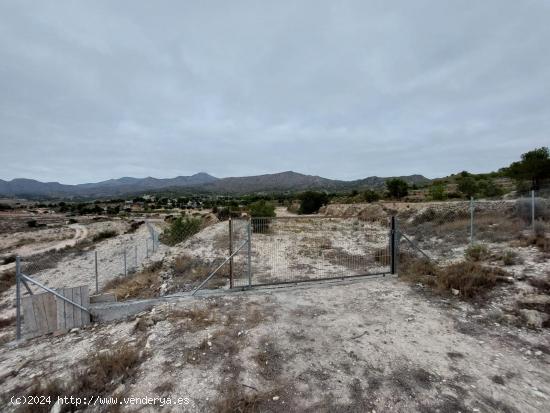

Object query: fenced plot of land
[231,217,391,288]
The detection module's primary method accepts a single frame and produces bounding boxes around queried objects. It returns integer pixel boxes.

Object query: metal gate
[231,216,395,288]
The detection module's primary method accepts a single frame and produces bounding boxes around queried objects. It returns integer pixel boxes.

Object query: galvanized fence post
[531,189,536,234]
[470,197,475,245]
[123,249,127,277]
[134,245,138,270]
[94,251,98,294]
[229,217,234,288]
[15,255,21,340]
[390,217,396,275]
[146,239,149,258]
[247,218,252,288]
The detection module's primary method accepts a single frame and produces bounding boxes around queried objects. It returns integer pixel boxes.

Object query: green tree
[385,179,408,199]
[477,179,503,198]
[457,176,478,198]
[429,184,446,201]
[163,216,202,245]
[362,190,380,203]
[505,147,550,190]
[248,200,276,217]
[298,191,329,214]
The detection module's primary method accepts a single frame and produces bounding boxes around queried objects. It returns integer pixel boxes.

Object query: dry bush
[254,337,284,380]
[501,250,522,266]
[399,254,438,287]
[214,384,283,413]
[0,315,15,329]
[103,261,162,300]
[465,244,490,261]
[92,229,117,242]
[521,233,550,253]
[74,343,142,395]
[475,214,524,243]
[167,306,218,331]
[437,262,508,299]
[400,254,508,299]
[18,343,143,413]
[171,255,228,291]
[0,270,15,294]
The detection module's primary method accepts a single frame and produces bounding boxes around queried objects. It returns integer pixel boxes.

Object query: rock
[452,289,460,296]
[50,400,62,413]
[70,328,80,333]
[113,384,125,396]
[272,396,280,401]
[519,309,548,328]
[535,350,543,356]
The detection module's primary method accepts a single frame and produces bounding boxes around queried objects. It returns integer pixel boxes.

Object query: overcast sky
[1,1,549,184]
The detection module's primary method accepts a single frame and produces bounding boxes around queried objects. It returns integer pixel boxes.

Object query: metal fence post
[135,245,138,270]
[146,239,149,258]
[390,217,396,275]
[531,189,536,234]
[15,255,21,340]
[247,219,252,288]
[470,197,475,245]
[123,249,127,277]
[229,217,234,288]
[94,251,98,294]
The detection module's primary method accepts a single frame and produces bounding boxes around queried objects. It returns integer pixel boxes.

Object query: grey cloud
[1,0,549,184]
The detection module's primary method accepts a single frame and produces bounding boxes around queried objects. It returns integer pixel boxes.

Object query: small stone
[272,396,279,401]
[535,350,543,356]
[207,341,212,347]
[452,289,460,296]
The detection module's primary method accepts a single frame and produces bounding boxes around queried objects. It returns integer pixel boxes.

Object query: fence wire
[398,188,550,264]
[18,223,161,296]
[233,216,391,287]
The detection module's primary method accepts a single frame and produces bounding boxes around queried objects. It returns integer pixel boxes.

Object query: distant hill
[0,171,430,199]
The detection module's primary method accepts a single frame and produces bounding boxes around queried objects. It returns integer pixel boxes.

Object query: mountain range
[0,171,430,199]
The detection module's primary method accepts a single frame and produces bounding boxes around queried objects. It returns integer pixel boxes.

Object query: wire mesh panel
[237,216,391,287]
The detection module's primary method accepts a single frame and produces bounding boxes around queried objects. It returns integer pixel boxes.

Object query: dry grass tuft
[170,255,228,291]
[400,254,509,299]
[214,384,283,413]
[465,244,490,262]
[0,270,15,294]
[18,342,144,412]
[103,261,162,300]
[168,306,218,331]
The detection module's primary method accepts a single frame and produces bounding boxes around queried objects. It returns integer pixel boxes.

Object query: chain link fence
[398,187,550,263]
[18,223,161,296]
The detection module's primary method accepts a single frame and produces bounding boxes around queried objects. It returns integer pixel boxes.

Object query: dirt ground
[0,277,548,412]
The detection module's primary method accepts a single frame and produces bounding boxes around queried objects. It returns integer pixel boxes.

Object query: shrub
[216,207,231,221]
[363,190,380,203]
[298,191,329,214]
[385,179,409,199]
[400,256,508,299]
[429,184,446,201]
[163,216,202,245]
[502,250,521,266]
[465,244,489,261]
[27,219,37,228]
[437,261,507,298]
[515,198,550,223]
[92,230,117,242]
[103,261,162,299]
[248,200,276,218]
